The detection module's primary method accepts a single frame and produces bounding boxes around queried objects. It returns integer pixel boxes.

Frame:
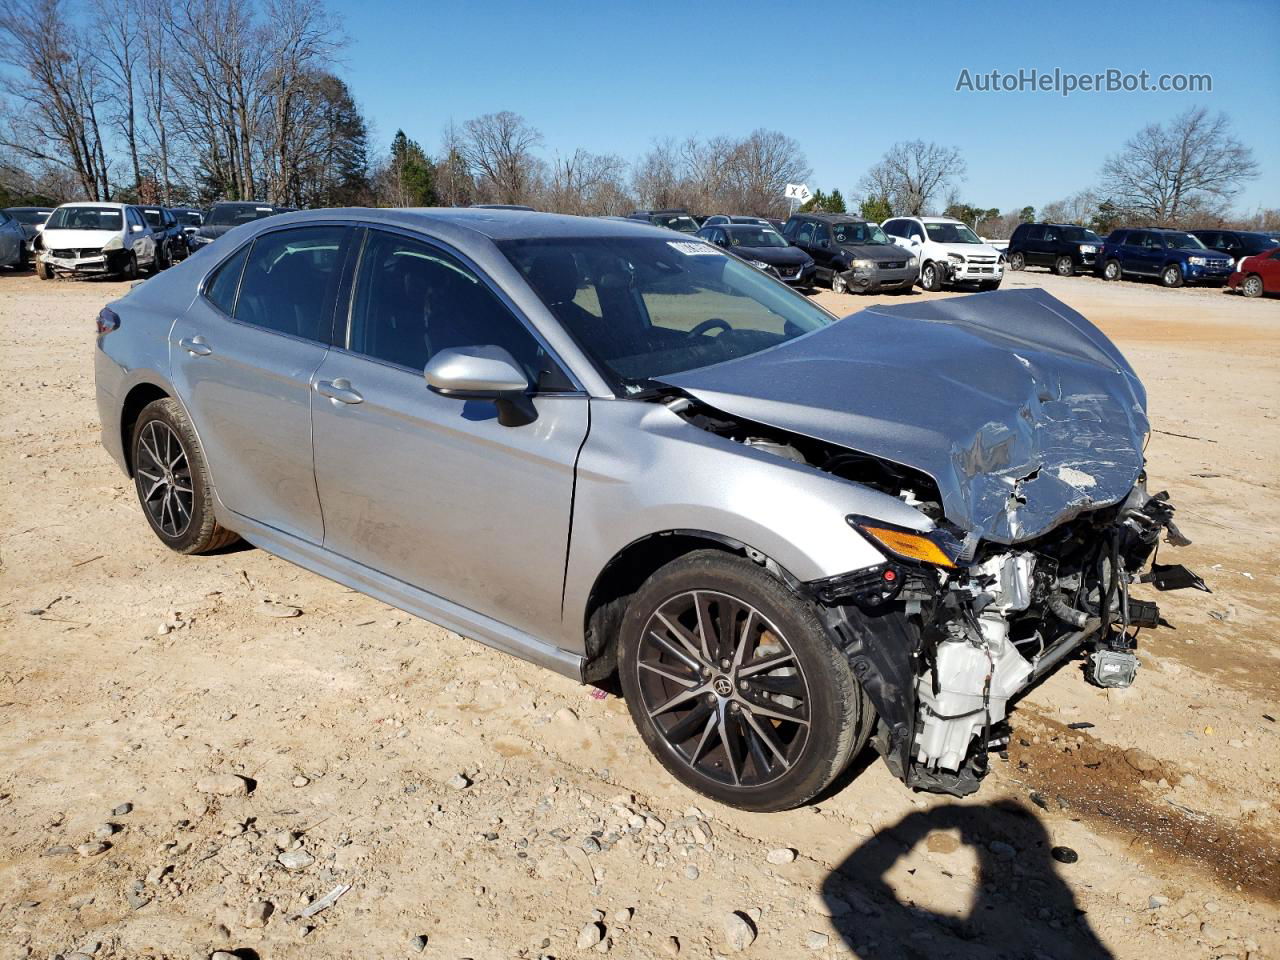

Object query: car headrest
[525,251,580,305]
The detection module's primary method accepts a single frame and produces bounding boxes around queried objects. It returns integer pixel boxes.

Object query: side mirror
[424,345,536,427]
[908,236,921,246]
[819,239,830,249]
[131,223,144,233]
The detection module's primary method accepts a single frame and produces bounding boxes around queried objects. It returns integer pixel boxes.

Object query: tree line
[0,0,1270,235]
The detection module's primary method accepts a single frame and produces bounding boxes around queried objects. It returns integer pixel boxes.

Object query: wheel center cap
[712,676,733,697]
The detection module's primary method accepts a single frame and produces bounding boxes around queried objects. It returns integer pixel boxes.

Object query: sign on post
[784,183,812,203]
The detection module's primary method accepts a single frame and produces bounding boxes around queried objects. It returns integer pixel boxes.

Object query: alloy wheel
[634,590,811,789]
[1009,252,1025,271]
[1243,275,1263,298]
[831,271,847,294]
[136,420,194,538]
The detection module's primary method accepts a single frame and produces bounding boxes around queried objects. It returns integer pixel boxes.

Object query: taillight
[96,307,120,335]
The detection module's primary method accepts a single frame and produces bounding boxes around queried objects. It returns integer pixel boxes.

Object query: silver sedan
[95,209,1199,810]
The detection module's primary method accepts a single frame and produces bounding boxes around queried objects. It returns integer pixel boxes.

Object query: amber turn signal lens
[857,524,955,569]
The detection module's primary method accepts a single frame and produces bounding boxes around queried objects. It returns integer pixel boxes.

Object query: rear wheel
[1103,259,1122,281]
[618,550,873,812]
[920,260,944,292]
[1242,274,1264,298]
[131,398,239,554]
[1008,251,1025,271]
[1161,264,1184,288]
[1054,255,1075,277]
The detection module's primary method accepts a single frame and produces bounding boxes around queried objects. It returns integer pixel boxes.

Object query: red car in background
[1229,247,1280,298]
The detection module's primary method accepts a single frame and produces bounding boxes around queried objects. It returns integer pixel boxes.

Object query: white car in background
[882,215,1005,292]
[37,202,158,280]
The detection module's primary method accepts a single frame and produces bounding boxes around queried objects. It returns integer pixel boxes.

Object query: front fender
[561,398,933,652]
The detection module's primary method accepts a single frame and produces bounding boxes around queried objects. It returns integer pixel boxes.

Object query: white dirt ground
[0,263,1277,960]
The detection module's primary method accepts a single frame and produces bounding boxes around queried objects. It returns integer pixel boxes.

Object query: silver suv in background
[95,209,1200,811]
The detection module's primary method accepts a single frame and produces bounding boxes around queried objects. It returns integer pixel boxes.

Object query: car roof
[4,205,53,212]
[56,201,131,209]
[720,222,777,231]
[248,206,680,242]
[790,213,866,223]
[916,216,961,224]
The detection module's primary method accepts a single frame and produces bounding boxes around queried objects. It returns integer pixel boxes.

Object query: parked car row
[1005,220,1279,297]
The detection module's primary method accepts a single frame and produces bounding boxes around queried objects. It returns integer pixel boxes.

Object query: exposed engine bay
[663,391,1207,797]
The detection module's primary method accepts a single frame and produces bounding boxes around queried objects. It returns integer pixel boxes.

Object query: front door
[310,228,588,642]
[169,224,351,543]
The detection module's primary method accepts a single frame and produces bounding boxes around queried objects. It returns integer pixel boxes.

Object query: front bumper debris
[809,480,1203,798]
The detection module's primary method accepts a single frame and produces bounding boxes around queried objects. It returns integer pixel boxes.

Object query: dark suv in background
[1097,228,1233,287]
[139,206,188,267]
[1190,229,1277,268]
[1006,222,1102,276]
[625,209,700,234]
[782,213,916,294]
[187,201,287,252]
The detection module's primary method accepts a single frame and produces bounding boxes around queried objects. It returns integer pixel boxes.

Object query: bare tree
[724,129,810,216]
[1039,189,1100,226]
[460,111,543,205]
[545,148,630,215]
[435,121,474,207]
[1101,107,1258,226]
[93,0,144,195]
[0,0,113,198]
[859,140,965,216]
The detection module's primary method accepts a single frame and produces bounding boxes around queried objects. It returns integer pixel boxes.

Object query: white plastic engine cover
[915,615,1033,770]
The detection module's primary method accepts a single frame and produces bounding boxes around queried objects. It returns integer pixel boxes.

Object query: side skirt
[226,512,586,681]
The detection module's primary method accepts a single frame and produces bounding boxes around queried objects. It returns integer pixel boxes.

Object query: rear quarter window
[204,244,250,316]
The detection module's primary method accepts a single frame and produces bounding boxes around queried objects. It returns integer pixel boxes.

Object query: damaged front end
[812,481,1204,797]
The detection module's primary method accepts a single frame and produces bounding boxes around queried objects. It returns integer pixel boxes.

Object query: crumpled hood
[41,228,120,249]
[659,288,1149,544]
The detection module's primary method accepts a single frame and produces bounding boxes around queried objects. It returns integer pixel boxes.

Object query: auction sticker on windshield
[668,241,722,256]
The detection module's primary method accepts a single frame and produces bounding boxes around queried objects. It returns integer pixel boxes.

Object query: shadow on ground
[822,800,1112,960]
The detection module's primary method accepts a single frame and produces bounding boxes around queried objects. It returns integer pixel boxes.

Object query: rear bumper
[94,347,129,474]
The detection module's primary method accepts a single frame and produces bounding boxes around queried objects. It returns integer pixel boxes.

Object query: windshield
[7,209,50,225]
[1062,226,1101,243]
[1162,232,1205,250]
[925,221,982,244]
[206,204,278,227]
[653,214,699,234]
[500,236,835,386]
[1241,234,1279,254]
[174,210,203,226]
[45,206,122,231]
[832,221,889,246]
[728,227,789,248]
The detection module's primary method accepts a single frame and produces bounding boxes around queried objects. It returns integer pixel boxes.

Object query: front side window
[501,236,836,388]
[795,222,816,245]
[1161,232,1205,250]
[46,206,123,231]
[235,226,347,341]
[348,230,560,385]
[141,208,164,228]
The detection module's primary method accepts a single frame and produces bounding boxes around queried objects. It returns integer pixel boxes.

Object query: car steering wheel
[688,318,732,337]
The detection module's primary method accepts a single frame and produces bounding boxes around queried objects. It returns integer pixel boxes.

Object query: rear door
[1023,225,1047,265]
[1131,232,1162,275]
[310,227,589,643]
[169,223,351,543]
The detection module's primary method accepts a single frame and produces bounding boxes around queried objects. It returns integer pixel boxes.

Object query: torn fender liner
[660,288,1149,543]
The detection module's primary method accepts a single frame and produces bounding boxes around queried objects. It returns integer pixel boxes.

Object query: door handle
[179,335,212,356]
[316,378,363,405]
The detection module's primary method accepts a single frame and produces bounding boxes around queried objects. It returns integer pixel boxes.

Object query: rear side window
[204,244,250,316]
[235,226,347,341]
[347,229,557,384]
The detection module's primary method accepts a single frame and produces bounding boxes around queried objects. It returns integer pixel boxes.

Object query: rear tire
[1008,251,1025,271]
[618,550,873,812]
[1161,264,1184,288]
[1054,255,1075,277]
[131,398,239,554]
[1241,274,1264,298]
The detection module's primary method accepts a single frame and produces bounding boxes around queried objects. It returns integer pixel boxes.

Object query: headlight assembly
[947,252,965,262]
[908,256,919,269]
[847,516,962,569]
[748,259,771,271]
[102,235,124,251]
[849,258,874,273]
[1187,256,1206,266]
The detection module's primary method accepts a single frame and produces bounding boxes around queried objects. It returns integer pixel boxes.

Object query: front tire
[920,260,944,292]
[36,259,53,280]
[131,398,239,554]
[618,550,873,812]
[830,269,848,294]
[1241,274,1264,298]
[1161,264,1184,288]
[122,252,138,281]
[1054,255,1075,277]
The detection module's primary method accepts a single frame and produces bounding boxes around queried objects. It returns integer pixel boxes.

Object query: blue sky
[343,0,1278,213]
